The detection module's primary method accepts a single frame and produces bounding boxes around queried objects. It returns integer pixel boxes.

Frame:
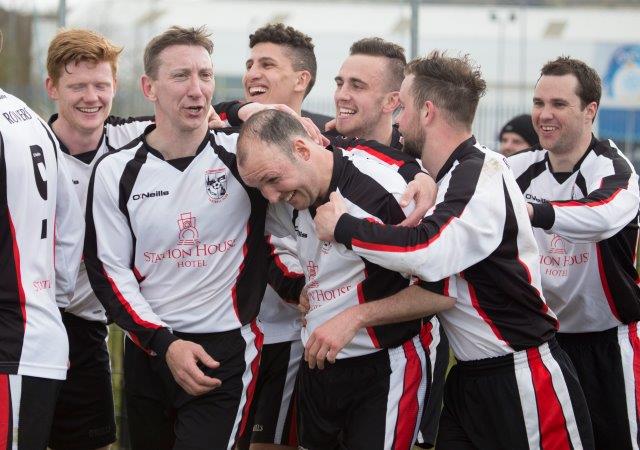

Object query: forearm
[350,285,454,328]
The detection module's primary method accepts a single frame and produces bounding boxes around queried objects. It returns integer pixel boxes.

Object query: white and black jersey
[508,137,640,332]
[334,137,558,361]
[267,147,421,359]
[0,89,84,379]
[50,114,152,323]
[84,126,269,356]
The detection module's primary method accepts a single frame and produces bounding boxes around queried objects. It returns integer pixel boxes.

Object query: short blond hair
[47,29,122,84]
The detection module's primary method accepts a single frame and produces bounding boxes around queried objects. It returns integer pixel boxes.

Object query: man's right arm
[84,158,176,356]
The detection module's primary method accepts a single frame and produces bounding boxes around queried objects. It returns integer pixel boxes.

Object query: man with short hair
[44,28,151,450]
[0,37,84,449]
[509,56,640,450]
[332,36,448,450]
[314,51,595,450]
[84,26,265,449]
[237,109,455,450]
[498,114,537,156]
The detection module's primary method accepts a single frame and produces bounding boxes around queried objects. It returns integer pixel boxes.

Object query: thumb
[324,118,336,131]
[398,183,417,207]
[194,346,219,369]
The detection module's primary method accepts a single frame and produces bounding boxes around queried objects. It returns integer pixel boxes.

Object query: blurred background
[1,1,638,448]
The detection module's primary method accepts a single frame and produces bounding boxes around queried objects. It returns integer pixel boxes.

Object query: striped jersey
[50,114,151,323]
[0,89,84,379]
[334,137,558,361]
[84,126,269,356]
[267,147,421,359]
[508,136,640,332]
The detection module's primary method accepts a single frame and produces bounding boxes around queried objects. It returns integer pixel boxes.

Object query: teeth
[249,87,267,95]
[284,192,294,202]
[541,125,556,131]
[78,107,100,113]
[339,107,355,116]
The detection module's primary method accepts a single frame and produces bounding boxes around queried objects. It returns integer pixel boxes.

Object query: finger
[315,342,331,370]
[194,346,220,369]
[398,209,424,227]
[304,334,316,362]
[324,118,336,131]
[399,183,417,207]
[306,337,322,369]
[186,362,222,389]
[320,135,330,147]
[326,347,337,364]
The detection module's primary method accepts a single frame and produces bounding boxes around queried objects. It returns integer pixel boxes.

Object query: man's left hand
[399,172,437,226]
[314,191,348,242]
[304,308,359,369]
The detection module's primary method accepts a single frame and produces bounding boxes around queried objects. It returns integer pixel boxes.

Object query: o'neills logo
[132,190,169,201]
[539,234,589,277]
[142,212,237,268]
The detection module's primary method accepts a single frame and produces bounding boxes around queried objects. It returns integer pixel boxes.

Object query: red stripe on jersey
[550,188,622,208]
[218,112,228,121]
[232,225,250,321]
[0,374,9,450]
[267,237,302,278]
[237,321,263,439]
[465,275,507,345]
[133,266,145,283]
[628,323,640,430]
[357,278,380,348]
[394,340,422,450]
[8,214,26,330]
[351,144,405,168]
[102,268,160,330]
[419,321,434,352]
[352,215,456,253]
[526,347,571,450]
[595,242,621,320]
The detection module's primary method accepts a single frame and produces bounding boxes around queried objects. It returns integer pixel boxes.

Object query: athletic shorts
[437,338,594,450]
[124,321,262,450]
[0,374,62,449]
[557,323,640,450]
[415,317,449,449]
[49,312,116,450]
[237,339,303,449]
[297,335,427,450]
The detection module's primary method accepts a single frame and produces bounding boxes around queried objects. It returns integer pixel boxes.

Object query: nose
[538,103,553,122]
[245,64,261,82]
[187,74,204,98]
[261,185,281,204]
[83,85,99,103]
[335,84,349,103]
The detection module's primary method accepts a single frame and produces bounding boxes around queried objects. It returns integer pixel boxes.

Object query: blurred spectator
[499,113,538,156]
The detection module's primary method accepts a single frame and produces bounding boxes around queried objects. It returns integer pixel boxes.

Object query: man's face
[46,60,115,134]
[500,132,530,156]
[334,54,391,139]
[144,45,214,131]
[243,42,301,106]
[532,74,594,155]
[239,141,318,210]
[396,75,424,159]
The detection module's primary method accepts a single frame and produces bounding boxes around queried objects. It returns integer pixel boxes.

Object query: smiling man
[237,109,454,450]
[44,29,151,450]
[508,56,640,450]
[84,26,266,450]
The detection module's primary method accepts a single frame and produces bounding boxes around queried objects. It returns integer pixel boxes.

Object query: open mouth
[284,191,295,203]
[76,106,101,114]
[248,86,267,97]
[338,107,356,118]
[185,106,204,114]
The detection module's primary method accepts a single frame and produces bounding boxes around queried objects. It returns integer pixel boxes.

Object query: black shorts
[297,335,427,450]
[557,323,640,450]
[437,339,594,450]
[237,339,303,449]
[49,312,116,450]
[0,374,62,449]
[416,317,449,449]
[124,322,262,450]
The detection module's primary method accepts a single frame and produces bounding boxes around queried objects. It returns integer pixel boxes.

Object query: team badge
[205,168,228,203]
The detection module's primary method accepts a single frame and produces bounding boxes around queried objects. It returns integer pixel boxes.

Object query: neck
[288,97,304,116]
[146,116,208,160]
[315,147,335,204]
[422,126,472,178]
[547,131,593,172]
[361,116,394,147]
[51,117,103,155]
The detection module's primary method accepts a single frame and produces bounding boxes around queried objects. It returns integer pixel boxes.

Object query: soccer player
[332,36,448,450]
[508,56,640,450]
[0,55,84,450]
[84,26,266,449]
[498,114,537,156]
[44,28,152,450]
[236,109,455,450]
[314,51,595,450]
